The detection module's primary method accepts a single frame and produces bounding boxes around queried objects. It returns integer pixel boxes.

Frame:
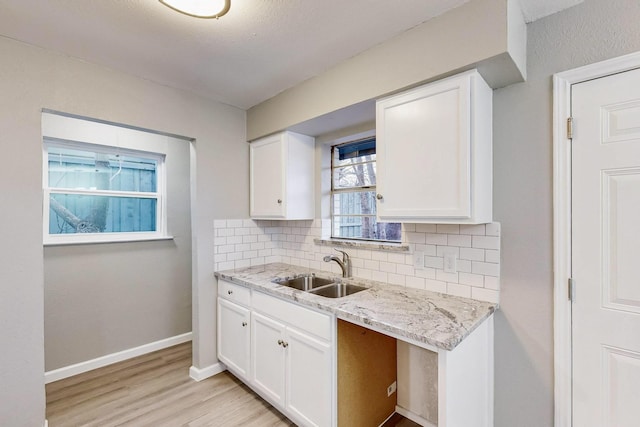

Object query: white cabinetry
[251,291,333,427]
[217,281,251,381]
[250,131,315,220]
[217,279,334,427]
[375,69,492,224]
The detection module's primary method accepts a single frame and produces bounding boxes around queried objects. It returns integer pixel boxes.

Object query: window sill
[44,235,174,247]
[314,238,409,252]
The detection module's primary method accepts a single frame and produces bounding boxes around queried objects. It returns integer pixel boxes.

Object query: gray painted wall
[493,0,640,425]
[0,35,246,426]
[44,131,192,371]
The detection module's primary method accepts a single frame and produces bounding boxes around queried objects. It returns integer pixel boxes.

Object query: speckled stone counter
[215,263,496,351]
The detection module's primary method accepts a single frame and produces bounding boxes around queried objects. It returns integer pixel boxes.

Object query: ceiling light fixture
[159,0,230,19]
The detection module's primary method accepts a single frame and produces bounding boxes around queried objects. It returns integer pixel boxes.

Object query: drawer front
[253,291,331,341]
[218,279,251,307]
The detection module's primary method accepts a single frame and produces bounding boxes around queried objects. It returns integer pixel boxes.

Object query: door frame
[553,50,640,427]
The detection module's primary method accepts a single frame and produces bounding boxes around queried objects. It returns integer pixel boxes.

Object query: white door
[572,67,640,426]
[217,298,250,380]
[250,134,285,218]
[285,327,332,427]
[251,311,286,407]
[376,74,471,220]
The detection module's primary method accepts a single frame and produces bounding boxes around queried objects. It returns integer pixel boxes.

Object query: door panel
[285,327,332,427]
[572,67,640,426]
[217,298,250,379]
[251,311,286,407]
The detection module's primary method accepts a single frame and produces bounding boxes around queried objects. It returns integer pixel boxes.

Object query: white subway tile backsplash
[371,251,388,262]
[457,259,472,273]
[387,253,406,264]
[472,235,500,250]
[243,235,257,244]
[415,223,437,233]
[364,260,380,271]
[460,224,486,235]
[424,256,444,269]
[379,261,396,273]
[447,234,472,247]
[371,271,388,283]
[406,276,426,289]
[426,233,448,245]
[459,272,485,287]
[406,232,426,244]
[485,222,500,237]
[436,270,458,283]
[415,268,436,280]
[213,219,501,304]
[396,264,415,276]
[485,250,500,264]
[472,261,500,277]
[472,287,499,304]
[447,283,472,298]
[460,247,485,262]
[227,219,244,228]
[425,279,447,293]
[484,276,500,290]
[387,273,406,286]
[437,224,459,234]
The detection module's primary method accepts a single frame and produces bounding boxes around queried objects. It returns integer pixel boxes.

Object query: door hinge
[567,117,574,139]
[568,277,576,301]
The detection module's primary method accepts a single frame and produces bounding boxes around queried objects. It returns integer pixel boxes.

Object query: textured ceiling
[0,0,582,110]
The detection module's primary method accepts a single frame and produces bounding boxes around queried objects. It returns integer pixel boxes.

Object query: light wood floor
[46,342,295,427]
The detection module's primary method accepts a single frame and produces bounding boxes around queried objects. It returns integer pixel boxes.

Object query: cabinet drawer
[252,291,331,341]
[219,280,251,307]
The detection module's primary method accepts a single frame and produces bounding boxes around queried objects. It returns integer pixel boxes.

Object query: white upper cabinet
[375,69,492,224]
[250,131,315,220]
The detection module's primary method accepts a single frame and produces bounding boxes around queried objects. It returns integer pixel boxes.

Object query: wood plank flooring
[46,342,295,427]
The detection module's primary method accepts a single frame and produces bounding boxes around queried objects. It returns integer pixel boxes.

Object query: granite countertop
[214,263,497,351]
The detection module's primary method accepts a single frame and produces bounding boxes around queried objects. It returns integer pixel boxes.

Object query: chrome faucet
[323,249,352,278]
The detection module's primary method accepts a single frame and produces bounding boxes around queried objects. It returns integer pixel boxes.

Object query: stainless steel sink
[274,275,335,291]
[308,283,367,298]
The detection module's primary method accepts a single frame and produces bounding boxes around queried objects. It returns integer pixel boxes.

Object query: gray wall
[247,0,526,140]
[44,132,192,371]
[493,0,640,425]
[0,35,246,427]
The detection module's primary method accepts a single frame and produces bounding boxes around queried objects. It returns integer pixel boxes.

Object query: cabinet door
[251,311,286,407]
[285,327,333,427]
[376,74,472,220]
[250,134,285,218]
[217,298,250,380]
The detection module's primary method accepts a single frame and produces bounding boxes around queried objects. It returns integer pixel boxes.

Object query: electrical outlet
[444,252,457,273]
[387,381,397,397]
[413,251,425,269]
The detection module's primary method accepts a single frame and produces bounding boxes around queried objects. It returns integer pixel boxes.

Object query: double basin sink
[273,275,367,298]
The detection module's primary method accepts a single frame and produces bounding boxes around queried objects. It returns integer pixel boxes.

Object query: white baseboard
[45,332,192,384]
[395,405,436,427]
[189,362,226,382]
[44,420,48,427]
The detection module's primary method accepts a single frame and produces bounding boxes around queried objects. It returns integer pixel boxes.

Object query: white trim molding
[189,362,226,382]
[553,50,640,427]
[45,332,192,384]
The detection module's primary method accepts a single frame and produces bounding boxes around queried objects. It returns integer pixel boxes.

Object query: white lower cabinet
[217,297,250,381]
[285,326,332,427]
[251,311,286,407]
[217,279,335,427]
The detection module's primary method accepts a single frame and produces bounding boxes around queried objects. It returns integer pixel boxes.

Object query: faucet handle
[333,248,350,261]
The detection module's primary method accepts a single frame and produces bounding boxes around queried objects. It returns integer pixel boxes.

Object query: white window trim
[329,138,401,243]
[43,138,169,245]
[552,51,640,427]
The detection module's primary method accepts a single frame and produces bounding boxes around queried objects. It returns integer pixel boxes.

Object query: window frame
[330,138,400,243]
[43,138,168,245]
